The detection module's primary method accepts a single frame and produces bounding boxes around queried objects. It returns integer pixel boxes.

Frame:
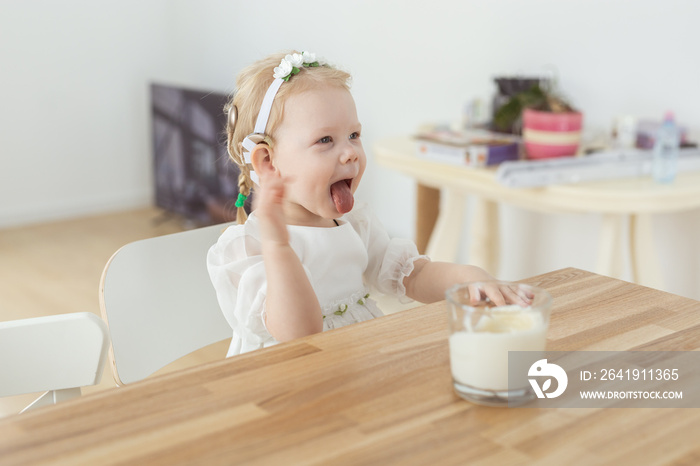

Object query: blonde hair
[224,51,352,223]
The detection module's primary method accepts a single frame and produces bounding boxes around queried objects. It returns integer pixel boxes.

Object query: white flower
[272,51,326,80]
[285,53,304,68]
[273,58,293,79]
[302,51,316,64]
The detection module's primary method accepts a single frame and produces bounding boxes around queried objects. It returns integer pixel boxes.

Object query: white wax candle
[449,306,547,391]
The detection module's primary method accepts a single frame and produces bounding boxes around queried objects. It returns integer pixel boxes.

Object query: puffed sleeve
[345,204,430,303]
[206,222,273,350]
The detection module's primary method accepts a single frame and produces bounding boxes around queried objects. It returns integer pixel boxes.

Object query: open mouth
[330,178,355,214]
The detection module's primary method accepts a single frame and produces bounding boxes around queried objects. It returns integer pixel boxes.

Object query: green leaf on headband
[291,67,300,75]
[309,62,319,67]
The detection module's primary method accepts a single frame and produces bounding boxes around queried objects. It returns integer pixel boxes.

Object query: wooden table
[374,137,700,290]
[1,268,699,465]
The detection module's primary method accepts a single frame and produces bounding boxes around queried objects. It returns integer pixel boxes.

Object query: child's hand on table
[406,260,533,306]
[466,281,534,307]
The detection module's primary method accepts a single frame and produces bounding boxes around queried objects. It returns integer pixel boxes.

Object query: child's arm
[403,259,530,306]
[255,171,323,341]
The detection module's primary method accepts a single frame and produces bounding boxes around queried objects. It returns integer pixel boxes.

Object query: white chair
[99,223,233,385]
[0,312,110,413]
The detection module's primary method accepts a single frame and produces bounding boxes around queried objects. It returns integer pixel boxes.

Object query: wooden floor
[0,207,231,417]
[0,207,416,417]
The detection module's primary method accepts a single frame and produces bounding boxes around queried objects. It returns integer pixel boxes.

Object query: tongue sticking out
[330,180,354,214]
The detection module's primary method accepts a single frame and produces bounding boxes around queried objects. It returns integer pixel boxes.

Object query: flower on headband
[273,59,293,80]
[286,53,304,68]
[302,51,316,64]
[273,51,325,81]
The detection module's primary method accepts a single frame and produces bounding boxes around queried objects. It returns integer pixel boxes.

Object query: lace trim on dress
[394,254,431,303]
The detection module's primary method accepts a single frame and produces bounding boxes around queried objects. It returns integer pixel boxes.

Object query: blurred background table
[374,136,700,290]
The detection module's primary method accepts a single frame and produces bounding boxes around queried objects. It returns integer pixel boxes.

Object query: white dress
[207,203,428,357]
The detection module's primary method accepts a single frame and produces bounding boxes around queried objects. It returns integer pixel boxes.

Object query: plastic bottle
[652,112,680,183]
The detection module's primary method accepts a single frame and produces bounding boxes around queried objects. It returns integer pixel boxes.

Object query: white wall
[0,0,173,226]
[2,0,699,299]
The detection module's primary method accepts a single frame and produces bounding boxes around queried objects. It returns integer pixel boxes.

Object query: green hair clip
[235,193,247,208]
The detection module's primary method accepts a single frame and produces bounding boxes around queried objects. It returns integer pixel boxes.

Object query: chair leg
[629,213,664,290]
[426,188,465,262]
[20,388,82,413]
[468,198,500,276]
[597,213,626,279]
[53,387,82,403]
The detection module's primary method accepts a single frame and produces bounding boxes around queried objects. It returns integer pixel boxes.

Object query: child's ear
[250,144,276,177]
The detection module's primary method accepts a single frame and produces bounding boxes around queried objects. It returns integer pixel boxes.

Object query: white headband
[241,78,283,184]
[240,52,325,184]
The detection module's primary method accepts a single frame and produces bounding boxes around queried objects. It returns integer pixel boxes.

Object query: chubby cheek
[306,172,332,200]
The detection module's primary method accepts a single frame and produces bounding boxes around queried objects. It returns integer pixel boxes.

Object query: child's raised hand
[254,169,289,246]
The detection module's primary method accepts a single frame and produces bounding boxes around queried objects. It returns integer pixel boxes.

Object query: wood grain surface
[1,268,698,465]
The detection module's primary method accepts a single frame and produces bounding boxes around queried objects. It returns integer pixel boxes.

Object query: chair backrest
[99,223,232,385]
[0,312,110,412]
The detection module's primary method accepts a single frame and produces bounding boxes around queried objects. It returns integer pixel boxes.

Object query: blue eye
[349,132,360,140]
[318,136,332,144]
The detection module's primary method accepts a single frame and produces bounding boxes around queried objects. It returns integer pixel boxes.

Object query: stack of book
[414,127,521,167]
